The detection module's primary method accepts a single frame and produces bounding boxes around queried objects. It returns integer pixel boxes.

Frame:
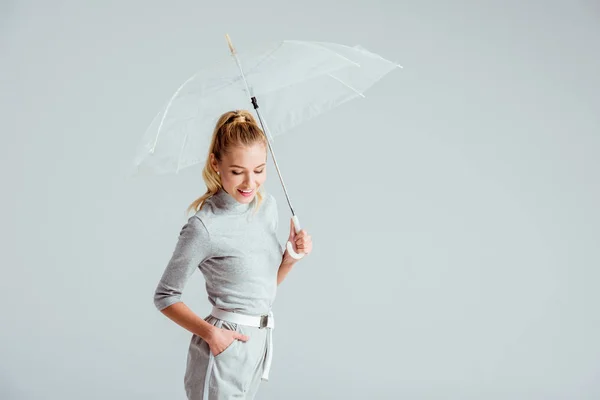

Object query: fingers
[288,226,313,255]
[294,231,312,254]
[236,333,250,342]
[294,229,309,239]
[294,230,312,245]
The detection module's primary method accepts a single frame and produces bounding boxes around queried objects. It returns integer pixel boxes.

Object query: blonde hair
[187,110,268,215]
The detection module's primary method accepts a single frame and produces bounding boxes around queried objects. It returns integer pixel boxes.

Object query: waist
[210,306,275,329]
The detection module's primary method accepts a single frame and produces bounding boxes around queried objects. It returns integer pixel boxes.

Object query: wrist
[204,325,218,343]
[281,257,297,268]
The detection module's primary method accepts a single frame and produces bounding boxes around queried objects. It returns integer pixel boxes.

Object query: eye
[232,169,264,175]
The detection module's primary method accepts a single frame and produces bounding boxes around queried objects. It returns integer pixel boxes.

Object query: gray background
[1,0,599,399]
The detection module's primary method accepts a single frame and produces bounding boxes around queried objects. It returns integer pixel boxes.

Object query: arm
[159,302,217,341]
[277,253,296,286]
[153,216,216,341]
[270,194,294,286]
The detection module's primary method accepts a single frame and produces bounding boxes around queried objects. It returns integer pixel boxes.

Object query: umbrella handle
[286,215,306,260]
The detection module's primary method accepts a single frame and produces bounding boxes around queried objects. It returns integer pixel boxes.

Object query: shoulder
[191,199,218,229]
[261,192,279,230]
[180,214,210,239]
[262,192,278,214]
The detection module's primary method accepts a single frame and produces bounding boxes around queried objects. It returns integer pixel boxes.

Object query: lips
[238,189,254,196]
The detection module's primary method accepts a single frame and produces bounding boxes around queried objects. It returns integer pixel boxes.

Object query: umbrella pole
[225,35,297,217]
[225,34,306,260]
[251,98,297,217]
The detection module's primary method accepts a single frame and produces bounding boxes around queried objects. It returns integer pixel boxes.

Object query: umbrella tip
[225,34,235,54]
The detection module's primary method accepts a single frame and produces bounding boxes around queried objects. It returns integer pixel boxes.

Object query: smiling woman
[211,142,267,204]
[188,110,269,213]
[153,109,312,400]
[215,145,268,200]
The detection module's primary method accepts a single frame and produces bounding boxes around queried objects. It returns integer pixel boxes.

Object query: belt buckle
[259,314,269,329]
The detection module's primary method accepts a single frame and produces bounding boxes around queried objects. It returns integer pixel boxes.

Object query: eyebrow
[229,163,266,169]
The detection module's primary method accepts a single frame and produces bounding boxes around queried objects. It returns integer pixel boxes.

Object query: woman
[153,109,312,400]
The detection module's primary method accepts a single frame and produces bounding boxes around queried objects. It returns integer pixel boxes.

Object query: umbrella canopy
[132,39,402,175]
[131,37,402,259]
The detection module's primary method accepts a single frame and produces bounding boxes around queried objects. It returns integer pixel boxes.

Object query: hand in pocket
[208,327,250,357]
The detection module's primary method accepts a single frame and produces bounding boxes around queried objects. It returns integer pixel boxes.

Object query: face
[211,143,267,204]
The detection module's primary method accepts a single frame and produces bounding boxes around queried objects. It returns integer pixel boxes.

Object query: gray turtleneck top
[153,188,284,316]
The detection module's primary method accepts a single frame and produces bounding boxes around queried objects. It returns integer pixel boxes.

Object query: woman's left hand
[284,217,312,263]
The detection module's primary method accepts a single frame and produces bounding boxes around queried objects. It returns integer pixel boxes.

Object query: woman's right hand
[207,327,250,357]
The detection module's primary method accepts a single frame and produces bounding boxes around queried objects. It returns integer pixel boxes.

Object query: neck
[210,187,254,214]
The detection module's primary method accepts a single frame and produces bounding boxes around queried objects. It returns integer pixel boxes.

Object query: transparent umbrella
[132,35,402,259]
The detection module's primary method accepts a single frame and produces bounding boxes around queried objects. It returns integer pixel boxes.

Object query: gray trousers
[184,315,270,400]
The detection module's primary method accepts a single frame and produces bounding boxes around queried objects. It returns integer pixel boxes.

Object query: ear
[209,153,218,173]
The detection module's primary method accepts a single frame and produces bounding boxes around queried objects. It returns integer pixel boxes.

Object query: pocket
[213,320,239,359]
[215,337,238,358]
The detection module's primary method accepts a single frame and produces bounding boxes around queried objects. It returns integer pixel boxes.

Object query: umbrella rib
[176,127,190,173]
[152,72,199,153]
[244,41,285,77]
[292,40,361,68]
[326,73,365,98]
[152,43,287,166]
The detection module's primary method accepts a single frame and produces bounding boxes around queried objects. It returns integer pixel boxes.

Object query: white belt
[210,306,275,381]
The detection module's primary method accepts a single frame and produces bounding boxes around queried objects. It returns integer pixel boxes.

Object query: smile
[238,189,254,197]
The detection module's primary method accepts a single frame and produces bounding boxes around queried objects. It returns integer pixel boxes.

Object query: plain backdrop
[1,1,599,399]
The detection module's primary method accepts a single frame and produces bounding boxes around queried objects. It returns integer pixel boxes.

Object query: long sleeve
[153,216,212,311]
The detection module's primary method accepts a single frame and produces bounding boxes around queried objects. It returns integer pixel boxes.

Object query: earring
[217,171,220,175]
